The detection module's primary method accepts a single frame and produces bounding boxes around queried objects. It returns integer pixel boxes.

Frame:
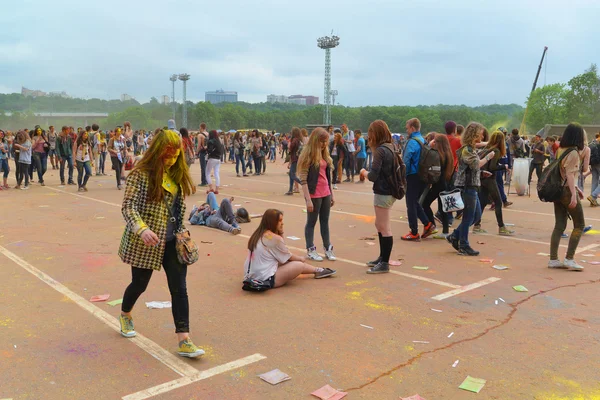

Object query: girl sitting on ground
[243,209,336,289]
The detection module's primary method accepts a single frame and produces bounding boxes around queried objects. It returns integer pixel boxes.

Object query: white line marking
[0,245,198,377]
[431,277,502,301]
[122,353,267,400]
[575,243,600,254]
[45,186,122,207]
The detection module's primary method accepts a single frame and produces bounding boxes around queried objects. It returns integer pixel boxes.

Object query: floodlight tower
[330,89,338,106]
[179,73,190,128]
[317,34,340,125]
[169,74,178,120]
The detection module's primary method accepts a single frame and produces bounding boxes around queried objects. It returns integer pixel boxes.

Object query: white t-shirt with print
[243,232,292,281]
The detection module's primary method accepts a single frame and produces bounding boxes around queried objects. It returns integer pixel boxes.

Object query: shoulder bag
[163,195,199,265]
[242,251,272,292]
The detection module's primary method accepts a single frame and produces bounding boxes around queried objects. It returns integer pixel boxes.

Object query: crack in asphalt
[345,279,600,392]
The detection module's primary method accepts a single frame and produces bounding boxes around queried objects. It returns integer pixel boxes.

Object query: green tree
[565,64,600,123]
[525,83,567,132]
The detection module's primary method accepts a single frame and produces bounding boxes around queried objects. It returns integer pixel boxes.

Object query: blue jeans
[76,160,92,188]
[59,155,74,183]
[205,192,239,232]
[269,147,275,161]
[33,152,47,183]
[405,174,430,234]
[199,151,208,185]
[99,151,107,174]
[289,161,301,192]
[452,187,481,248]
[235,153,246,175]
[0,158,9,178]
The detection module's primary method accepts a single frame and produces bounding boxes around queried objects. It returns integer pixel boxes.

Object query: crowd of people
[1,117,596,357]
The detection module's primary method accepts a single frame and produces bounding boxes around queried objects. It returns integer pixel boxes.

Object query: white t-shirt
[345,130,355,152]
[243,232,292,281]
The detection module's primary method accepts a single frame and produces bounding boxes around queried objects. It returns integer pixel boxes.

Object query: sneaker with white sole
[547,259,567,269]
[563,258,584,271]
[177,339,205,358]
[119,314,136,338]
[325,245,336,261]
[231,227,241,235]
[314,268,336,279]
[307,247,323,261]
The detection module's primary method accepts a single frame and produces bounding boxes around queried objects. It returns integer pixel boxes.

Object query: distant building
[289,94,319,105]
[161,95,170,105]
[22,87,47,97]
[267,94,289,104]
[205,90,238,104]
[48,91,71,99]
[121,93,133,102]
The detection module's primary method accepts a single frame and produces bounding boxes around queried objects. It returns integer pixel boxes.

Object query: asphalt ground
[1,158,600,400]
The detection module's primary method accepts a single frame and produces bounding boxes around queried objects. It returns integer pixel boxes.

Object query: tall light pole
[178,73,190,128]
[169,74,178,120]
[330,89,338,106]
[317,34,340,125]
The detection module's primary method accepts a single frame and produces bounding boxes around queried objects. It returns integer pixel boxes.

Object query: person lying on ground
[243,209,336,289]
[188,192,249,234]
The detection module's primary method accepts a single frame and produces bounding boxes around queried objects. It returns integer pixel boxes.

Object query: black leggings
[305,195,331,249]
[475,177,504,227]
[121,241,189,333]
[111,156,122,186]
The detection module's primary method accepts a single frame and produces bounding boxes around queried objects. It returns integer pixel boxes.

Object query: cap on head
[167,119,176,130]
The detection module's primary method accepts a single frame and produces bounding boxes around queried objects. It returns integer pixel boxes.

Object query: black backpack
[537,148,576,202]
[412,139,441,184]
[589,142,600,166]
[381,145,407,200]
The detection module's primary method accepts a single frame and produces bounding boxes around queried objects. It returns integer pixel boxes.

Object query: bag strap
[162,193,181,231]
[246,251,253,275]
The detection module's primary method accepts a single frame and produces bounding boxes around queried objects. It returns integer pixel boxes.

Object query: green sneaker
[178,339,205,358]
[499,226,515,236]
[119,314,136,338]
[472,225,487,234]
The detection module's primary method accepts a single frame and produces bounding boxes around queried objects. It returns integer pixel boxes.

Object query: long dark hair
[560,123,585,151]
[434,134,454,181]
[209,130,218,141]
[247,209,283,251]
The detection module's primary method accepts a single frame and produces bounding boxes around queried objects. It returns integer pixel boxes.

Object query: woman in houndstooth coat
[117,129,204,358]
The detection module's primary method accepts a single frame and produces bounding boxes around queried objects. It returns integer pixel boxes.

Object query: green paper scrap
[107,298,123,306]
[459,375,487,393]
[302,209,307,213]
[513,285,528,292]
[412,266,429,270]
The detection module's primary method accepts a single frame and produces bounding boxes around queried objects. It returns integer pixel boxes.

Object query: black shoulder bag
[242,252,272,292]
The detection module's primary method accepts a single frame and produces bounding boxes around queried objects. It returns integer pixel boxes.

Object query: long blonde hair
[298,128,333,173]
[134,129,196,202]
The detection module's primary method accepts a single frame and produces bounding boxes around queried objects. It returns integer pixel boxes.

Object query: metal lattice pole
[324,48,331,125]
[170,74,178,120]
[179,74,190,128]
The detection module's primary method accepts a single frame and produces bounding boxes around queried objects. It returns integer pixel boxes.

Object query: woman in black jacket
[362,120,395,274]
[473,130,514,236]
[329,132,347,190]
[205,130,222,194]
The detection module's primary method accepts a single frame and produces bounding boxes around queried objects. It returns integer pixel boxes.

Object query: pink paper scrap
[311,384,347,400]
[89,294,110,302]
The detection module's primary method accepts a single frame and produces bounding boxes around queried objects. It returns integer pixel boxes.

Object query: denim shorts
[374,194,396,209]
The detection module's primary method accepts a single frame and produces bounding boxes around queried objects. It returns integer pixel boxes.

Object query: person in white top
[74,130,94,192]
[342,124,355,182]
[243,209,336,289]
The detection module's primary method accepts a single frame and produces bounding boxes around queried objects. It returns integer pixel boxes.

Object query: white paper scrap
[448,332,454,338]
[286,236,301,241]
[537,252,550,256]
[234,204,241,207]
[431,308,443,313]
[498,297,505,303]
[495,300,498,305]
[145,301,172,309]
[452,360,459,368]
[412,341,429,344]
[360,324,374,329]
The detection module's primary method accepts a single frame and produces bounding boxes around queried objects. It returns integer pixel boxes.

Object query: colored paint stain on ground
[345,280,369,287]
[0,318,15,327]
[354,215,375,223]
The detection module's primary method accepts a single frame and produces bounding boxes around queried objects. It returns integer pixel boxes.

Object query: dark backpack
[411,138,441,184]
[590,142,600,165]
[537,148,576,202]
[381,145,407,200]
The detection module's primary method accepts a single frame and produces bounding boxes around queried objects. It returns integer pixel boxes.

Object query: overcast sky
[1,0,598,107]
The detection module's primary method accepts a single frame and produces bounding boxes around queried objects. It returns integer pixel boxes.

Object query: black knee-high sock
[381,236,393,263]
[377,232,383,258]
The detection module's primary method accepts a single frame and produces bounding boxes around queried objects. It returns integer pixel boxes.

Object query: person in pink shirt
[298,128,336,262]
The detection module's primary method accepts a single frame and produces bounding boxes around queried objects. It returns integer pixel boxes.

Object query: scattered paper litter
[14,345,17,349]
[492,265,509,270]
[447,332,454,338]
[286,236,301,241]
[498,297,506,302]
[537,252,550,256]
[302,209,307,213]
[459,375,487,393]
[258,369,291,385]
[389,260,402,266]
[495,300,498,305]
[505,223,515,226]
[412,266,429,270]
[39,205,49,208]
[311,384,347,400]
[234,204,241,207]
[95,216,105,219]
[582,254,595,257]
[107,298,123,307]
[89,294,110,302]
[513,285,529,292]
[587,261,600,265]
[366,242,375,246]
[412,341,429,344]
[479,258,494,263]
[145,301,172,309]
[452,360,459,368]
[401,395,427,400]
[430,308,443,313]
[360,324,374,329]
[348,225,356,228]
